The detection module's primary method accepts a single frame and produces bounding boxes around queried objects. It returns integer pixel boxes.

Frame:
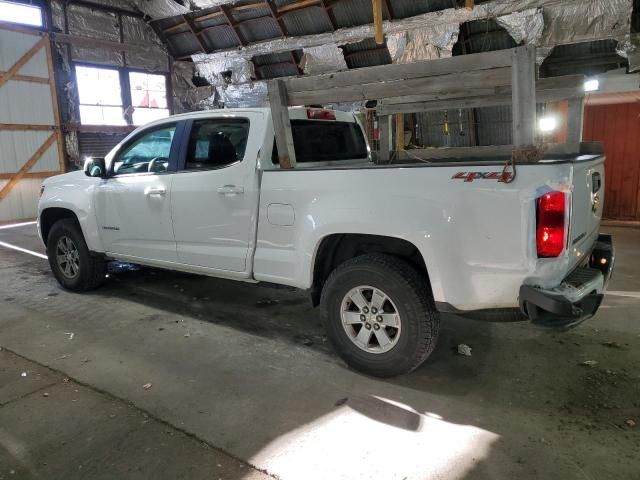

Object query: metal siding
[0,29,62,222]
[416,109,475,148]
[78,132,128,158]
[476,105,512,146]
[0,178,43,222]
[0,81,54,125]
[0,131,59,174]
[0,30,49,77]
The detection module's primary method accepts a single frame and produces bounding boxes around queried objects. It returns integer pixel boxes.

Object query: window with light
[76,65,126,126]
[129,72,170,126]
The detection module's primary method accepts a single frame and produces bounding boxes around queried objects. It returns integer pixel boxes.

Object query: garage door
[583,103,640,221]
[0,25,64,222]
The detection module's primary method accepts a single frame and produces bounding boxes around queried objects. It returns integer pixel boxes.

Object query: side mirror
[84,157,107,178]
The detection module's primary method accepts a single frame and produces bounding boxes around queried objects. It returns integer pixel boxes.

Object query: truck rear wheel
[46,218,106,292]
[320,253,439,377]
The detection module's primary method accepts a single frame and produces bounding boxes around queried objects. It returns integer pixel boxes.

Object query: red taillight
[536,191,567,258]
[306,108,336,120]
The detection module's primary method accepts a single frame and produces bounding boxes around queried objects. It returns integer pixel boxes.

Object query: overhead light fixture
[584,79,600,92]
[539,115,558,133]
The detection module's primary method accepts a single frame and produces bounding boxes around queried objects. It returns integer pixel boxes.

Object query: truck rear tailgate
[568,155,605,269]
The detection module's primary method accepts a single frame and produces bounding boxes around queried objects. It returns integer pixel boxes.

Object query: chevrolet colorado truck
[38,107,614,377]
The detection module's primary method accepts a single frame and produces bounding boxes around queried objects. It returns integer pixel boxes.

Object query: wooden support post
[44,35,66,173]
[566,97,585,144]
[378,114,390,162]
[465,0,475,9]
[267,79,296,169]
[395,114,404,151]
[511,46,537,147]
[372,0,384,45]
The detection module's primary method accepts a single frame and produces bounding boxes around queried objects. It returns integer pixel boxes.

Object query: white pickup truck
[38,107,614,377]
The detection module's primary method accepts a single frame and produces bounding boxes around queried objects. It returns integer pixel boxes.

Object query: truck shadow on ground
[98,261,501,396]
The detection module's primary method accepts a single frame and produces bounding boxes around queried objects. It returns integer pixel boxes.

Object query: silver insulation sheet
[122,15,169,71]
[494,0,632,63]
[131,0,189,19]
[387,24,460,64]
[539,0,631,48]
[496,8,544,46]
[193,54,255,86]
[67,4,123,66]
[300,44,348,75]
[50,0,65,32]
[216,82,268,108]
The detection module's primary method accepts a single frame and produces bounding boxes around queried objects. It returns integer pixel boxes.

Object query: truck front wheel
[320,253,439,377]
[46,218,106,292]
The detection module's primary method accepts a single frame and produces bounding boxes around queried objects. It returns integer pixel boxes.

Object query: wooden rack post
[511,45,537,147]
[267,47,558,168]
[267,79,297,169]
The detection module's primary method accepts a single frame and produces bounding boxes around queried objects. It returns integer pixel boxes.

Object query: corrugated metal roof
[343,38,390,69]
[201,26,241,50]
[541,39,626,77]
[392,0,452,19]
[234,6,272,22]
[169,31,206,56]
[237,17,282,43]
[281,8,333,36]
[332,0,372,28]
[253,51,299,79]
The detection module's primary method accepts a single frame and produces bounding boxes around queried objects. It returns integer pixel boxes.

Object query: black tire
[46,218,106,292]
[320,253,439,377]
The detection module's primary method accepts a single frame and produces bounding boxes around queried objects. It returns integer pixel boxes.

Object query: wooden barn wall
[583,103,640,221]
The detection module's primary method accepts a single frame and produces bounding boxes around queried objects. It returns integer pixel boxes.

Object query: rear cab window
[272,118,368,166]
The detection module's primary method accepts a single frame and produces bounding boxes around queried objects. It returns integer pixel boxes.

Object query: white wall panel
[0,28,63,221]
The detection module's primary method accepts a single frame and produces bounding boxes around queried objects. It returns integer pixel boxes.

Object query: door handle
[217,185,244,195]
[144,186,166,196]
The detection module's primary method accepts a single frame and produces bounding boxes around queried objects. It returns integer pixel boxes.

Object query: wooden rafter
[220,5,247,46]
[183,14,209,53]
[371,0,384,45]
[318,0,338,31]
[277,0,321,14]
[265,0,289,37]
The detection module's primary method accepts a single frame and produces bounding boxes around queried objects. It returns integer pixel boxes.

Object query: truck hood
[42,170,87,186]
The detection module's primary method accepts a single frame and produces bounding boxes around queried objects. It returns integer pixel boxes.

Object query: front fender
[38,172,104,253]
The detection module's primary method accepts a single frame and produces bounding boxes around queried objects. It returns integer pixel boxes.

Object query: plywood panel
[583,103,640,220]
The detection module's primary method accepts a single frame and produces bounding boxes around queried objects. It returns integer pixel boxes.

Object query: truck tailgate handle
[592,172,602,193]
[144,186,166,196]
[217,185,244,195]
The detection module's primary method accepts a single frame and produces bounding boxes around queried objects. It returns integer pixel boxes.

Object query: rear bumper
[519,234,615,328]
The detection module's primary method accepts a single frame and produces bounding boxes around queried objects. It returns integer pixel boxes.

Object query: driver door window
[113,125,176,175]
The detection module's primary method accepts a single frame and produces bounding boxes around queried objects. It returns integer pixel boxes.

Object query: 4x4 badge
[452,172,513,183]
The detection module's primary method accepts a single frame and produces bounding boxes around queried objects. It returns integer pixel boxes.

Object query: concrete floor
[0,223,638,480]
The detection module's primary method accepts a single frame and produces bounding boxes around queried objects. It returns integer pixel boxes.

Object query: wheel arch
[310,233,431,306]
[39,207,80,246]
